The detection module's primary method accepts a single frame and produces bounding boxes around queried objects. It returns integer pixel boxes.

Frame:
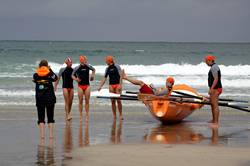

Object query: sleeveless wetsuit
[208,63,222,94]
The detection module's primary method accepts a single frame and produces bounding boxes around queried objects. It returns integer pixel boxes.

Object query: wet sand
[66,144,250,166]
[0,105,250,165]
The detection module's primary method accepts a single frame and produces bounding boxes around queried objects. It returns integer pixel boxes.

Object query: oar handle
[97,96,138,101]
[125,91,139,94]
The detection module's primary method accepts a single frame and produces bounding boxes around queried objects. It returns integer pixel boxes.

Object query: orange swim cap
[105,55,114,64]
[79,55,87,63]
[205,55,216,61]
[166,76,175,84]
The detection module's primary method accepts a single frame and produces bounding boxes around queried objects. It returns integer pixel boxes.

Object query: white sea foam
[48,62,250,76]
[0,89,35,97]
[2,62,250,78]
[1,62,249,89]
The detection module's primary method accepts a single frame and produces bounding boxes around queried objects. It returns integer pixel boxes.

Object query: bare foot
[209,123,219,128]
[67,114,72,121]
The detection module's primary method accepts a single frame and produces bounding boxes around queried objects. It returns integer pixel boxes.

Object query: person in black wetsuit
[204,55,223,128]
[98,55,123,120]
[54,57,74,121]
[72,55,95,121]
[33,59,58,139]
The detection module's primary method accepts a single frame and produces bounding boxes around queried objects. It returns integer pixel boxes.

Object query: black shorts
[36,104,55,124]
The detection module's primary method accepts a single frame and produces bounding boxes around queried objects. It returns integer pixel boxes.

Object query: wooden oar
[173,90,248,103]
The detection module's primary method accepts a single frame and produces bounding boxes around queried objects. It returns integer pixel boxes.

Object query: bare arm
[90,68,96,81]
[209,75,218,95]
[98,77,107,91]
[54,76,61,92]
[71,66,81,83]
[211,75,219,90]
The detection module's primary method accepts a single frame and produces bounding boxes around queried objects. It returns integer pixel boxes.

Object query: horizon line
[0,40,250,44]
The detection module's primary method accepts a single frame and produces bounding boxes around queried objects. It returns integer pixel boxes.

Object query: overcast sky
[0,0,250,42]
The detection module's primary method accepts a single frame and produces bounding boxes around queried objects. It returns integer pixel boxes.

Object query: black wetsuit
[104,64,121,85]
[72,64,95,85]
[58,67,73,88]
[33,68,58,124]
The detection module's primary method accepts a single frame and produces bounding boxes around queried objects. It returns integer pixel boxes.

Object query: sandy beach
[0,105,250,166]
[66,143,250,166]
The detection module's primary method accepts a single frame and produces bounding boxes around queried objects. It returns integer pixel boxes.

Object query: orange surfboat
[141,84,203,124]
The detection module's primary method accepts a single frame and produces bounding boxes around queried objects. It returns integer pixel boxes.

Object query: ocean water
[0,41,250,106]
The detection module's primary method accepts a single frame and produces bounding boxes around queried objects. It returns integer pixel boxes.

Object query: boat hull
[144,84,203,123]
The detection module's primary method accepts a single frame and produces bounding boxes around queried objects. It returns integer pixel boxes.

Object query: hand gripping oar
[172,90,250,113]
[173,90,248,103]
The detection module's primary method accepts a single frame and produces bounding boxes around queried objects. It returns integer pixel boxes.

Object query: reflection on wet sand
[79,118,89,147]
[36,138,55,166]
[110,120,123,144]
[210,126,219,145]
[144,123,220,145]
[144,123,204,144]
[63,121,73,154]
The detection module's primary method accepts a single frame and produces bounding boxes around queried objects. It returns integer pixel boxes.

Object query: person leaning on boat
[122,70,174,96]
[204,55,222,127]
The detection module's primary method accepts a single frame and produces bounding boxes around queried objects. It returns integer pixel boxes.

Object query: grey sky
[0,0,250,42]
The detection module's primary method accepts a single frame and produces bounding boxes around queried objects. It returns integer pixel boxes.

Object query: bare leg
[68,89,74,120]
[84,87,91,121]
[78,87,84,121]
[63,89,69,120]
[109,86,117,119]
[116,86,123,120]
[210,89,220,127]
[48,123,54,139]
[39,123,45,139]
[122,70,144,87]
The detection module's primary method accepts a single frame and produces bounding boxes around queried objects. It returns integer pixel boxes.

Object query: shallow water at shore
[0,105,250,166]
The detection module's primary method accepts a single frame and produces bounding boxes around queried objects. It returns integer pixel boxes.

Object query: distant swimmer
[72,55,95,121]
[54,57,74,121]
[33,59,58,139]
[122,70,174,96]
[204,55,222,127]
[98,55,123,120]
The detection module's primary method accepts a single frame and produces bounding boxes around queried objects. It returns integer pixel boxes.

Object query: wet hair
[39,60,48,67]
